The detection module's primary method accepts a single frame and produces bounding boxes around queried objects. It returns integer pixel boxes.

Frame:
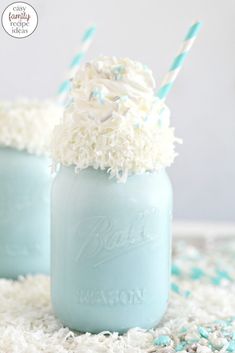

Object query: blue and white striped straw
[157,21,202,101]
[57,25,96,105]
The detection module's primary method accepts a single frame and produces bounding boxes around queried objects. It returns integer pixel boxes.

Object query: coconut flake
[0,99,62,156]
[0,239,235,353]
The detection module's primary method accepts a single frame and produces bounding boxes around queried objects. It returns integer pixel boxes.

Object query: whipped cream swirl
[51,56,181,182]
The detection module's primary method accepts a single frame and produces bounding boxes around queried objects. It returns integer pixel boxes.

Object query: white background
[1,0,235,222]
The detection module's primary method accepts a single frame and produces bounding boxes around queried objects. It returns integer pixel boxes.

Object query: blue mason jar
[51,166,172,333]
[0,147,51,278]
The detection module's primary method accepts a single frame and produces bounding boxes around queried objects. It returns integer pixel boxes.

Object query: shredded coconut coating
[51,56,181,181]
[0,99,62,156]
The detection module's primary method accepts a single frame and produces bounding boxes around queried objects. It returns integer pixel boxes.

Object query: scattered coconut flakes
[0,99,62,156]
[0,239,234,353]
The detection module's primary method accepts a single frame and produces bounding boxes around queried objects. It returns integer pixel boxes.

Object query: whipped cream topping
[0,99,62,156]
[51,56,181,182]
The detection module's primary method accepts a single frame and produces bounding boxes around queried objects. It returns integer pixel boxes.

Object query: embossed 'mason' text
[0,243,41,256]
[76,288,145,306]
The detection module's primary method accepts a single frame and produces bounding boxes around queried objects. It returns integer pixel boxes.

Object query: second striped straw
[57,25,96,105]
[157,21,202,101]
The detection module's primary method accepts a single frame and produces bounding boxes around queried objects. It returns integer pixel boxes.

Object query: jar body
[0,147,51,278]
[51,167,172,333]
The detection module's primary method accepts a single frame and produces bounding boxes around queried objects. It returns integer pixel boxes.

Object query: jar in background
[0,147,51,278]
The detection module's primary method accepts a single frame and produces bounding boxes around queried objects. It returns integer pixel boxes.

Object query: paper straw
[57,25,96,105]
[157,21,202,101]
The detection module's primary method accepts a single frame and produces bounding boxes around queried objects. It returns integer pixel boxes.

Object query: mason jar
[0,147,51,278]
[51,166,172,333]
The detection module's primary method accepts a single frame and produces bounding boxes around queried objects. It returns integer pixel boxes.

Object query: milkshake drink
[51,57,180,333]
[0,99,61,278]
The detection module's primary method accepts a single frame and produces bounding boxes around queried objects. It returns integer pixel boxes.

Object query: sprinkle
[172,264,182,276]
[175,342,186,351]
[183,290,191,298]
[171,283,180,294]
[89,88,105,104]
[154,335,171,346]
[216,269,232,281]
[112,65,125,80]
[211,277,222,286]
[190,267,205,280]
[180,327,188,333]
[227,340,235,352]
[198,327,209,339]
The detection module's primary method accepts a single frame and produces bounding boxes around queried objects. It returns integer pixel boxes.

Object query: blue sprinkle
[175,342,186,351]
[190,267,205,280]
[112,65,125,80]
[211,276,222,286]
[172,264,182,276]
[180,327,188,333]
[216,269,232,281]
[171,282,180,294]
[154,335,171,346]
[227,340,235,352]
[183,290,191,298]
[89,88,105,104]
[198,326,209,339]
